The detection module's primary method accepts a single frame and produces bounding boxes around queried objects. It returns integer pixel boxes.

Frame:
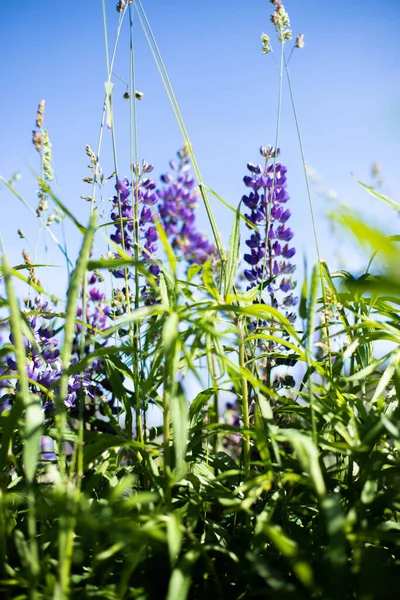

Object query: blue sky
[1,0,400,298]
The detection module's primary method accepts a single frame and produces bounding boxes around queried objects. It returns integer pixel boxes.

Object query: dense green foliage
[1,2,399,599]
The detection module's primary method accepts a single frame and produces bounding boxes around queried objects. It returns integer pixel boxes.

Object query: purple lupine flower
[242,146,297,320]
[157,147,215,266]
[110,162,159,304]
[3,293,104,412]
[40,435,56,461]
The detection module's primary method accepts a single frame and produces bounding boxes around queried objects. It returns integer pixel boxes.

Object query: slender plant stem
[238,321,250,478]
[284,54,332,377]
[135,1,226,267]
[129,5,144,445]
[163,359,172,509]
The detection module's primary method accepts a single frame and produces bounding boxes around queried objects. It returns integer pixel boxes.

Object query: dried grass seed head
[261,33,272,54]
[32,130,43,152]
[36,100,45,129]
[85,144,97,165]
[270,0,292,43]
[295,33,304,49]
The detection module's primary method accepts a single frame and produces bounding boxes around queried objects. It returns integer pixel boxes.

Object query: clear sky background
[1,0,400,298]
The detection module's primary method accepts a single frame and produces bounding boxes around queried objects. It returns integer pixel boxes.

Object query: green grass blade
[224,203,241,297]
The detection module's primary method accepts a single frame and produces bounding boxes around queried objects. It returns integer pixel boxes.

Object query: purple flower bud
[280,209,291,222]
[246,232,262,249]
[143,191,158,205]
[244,249,263,266]
[38,325,55,340]
[276,226,294,242]
[142,161,154,173]
[247,163,262,174]
[116,178,130,201]
[7,358,17,370]
[282,244,296,259]
[144,226,158,243]
[89,288,105,302]
[149,264,160,276]
[280,261,296,275]
[282,294,298,307]
[244,269,258,282]
[257,175,269,188]
[140,206,153,225]
[243,175,258,190]
[275,188,290,202]
[271,204,283,220]
[273,241,282,256]
[42,347,60,363]
[280,278,293,293]
[41,436,56,461]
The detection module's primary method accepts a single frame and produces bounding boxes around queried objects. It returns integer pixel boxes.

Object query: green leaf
[277,429,326,498]
[187,263,202,282]
[224,203,241,297]
[155,219,177,275]
[23,396,44,482]
[167,513,182,568]
[200,183,257,229]
[170,383,188,475]
[102,304,164,338]
[370,349,399,404]
[322,495,347,567]
[166,550,199,600]
[299,278,308,320]
[201,260,219,300]
[307,263,320,351]
[263,524,314,588]
[57,213,97,412]
[105,81,114,129]
[357,179,400,212]
[0,402,23,474]
[163,312,179,353]
[189,388,217,426]
[82,432,146,466]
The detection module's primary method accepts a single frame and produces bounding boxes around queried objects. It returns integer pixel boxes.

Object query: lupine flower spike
[110,162,160,304]
[242,146,298,324]
[157,147,215,266]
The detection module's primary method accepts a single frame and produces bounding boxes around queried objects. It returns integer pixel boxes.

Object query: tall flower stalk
[242,146,297,324]
[157,148,215,267]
